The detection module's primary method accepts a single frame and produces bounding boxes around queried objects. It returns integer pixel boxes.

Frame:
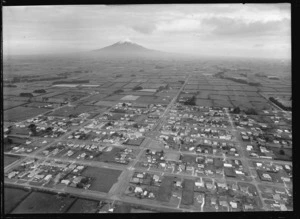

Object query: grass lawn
[4,187,31,214]
[67,198,99,213]
[11,191,75,213]
[271,147,292,161]
[82,167,122,193]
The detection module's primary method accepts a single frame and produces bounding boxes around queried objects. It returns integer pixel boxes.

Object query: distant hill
[91,39,171,58]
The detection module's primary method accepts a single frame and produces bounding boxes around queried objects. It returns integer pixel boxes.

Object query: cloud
[156,18,201,32]
[3,5,291,59]
[132,23,156,34]
[253,43,264,47]
[203,17,289,37]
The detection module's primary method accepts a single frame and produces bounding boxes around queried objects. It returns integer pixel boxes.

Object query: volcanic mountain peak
[93,39,154,54]
[91,39,176,59]
[117,38,134,44]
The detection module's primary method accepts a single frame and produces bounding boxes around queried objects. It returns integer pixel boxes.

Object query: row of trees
[231,107,258,115]
[52,79,89,85]
[183,95,196,106]
[269,97,291,111]
[33,89,46,93]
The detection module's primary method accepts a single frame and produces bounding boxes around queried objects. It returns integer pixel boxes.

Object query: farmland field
[195,99,213,107]
[67,198,99,213]
[4,100,27,110]
[11,191,75,213]
[4,106,49,122]
[212,99,233,108]
[4,155,21,167]
[103,94,126,101]
[48,105,103,117]
[81,167,122,193]
[4,187,31,214]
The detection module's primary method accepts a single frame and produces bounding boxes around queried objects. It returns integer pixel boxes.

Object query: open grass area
[181,155,196,164]
[67,198,99,213]
[4,155,21,167]
[4,187,31,214]
[157,176,175,202]
[181,179,195,206]
[11,191,75,213]
[82,167,122,193]
[271,147,292,161]
[114,204,132,213]
[94,147,122,163]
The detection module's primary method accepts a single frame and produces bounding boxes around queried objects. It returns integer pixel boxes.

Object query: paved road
[153,74,191,131]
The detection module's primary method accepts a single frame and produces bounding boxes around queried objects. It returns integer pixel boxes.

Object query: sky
[3,4,291,59]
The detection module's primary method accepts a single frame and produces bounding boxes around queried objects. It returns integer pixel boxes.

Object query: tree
[28,124,37,135]
[80,177,89,184]
[76,183,84,188]
[232,107,241,114]
[279,149,285,155]
[7,138,13,144]
[28,124,36,130]
[244,108,258,115]
[114,89,124,94]
[133,86,143,91]
[33,89,46,93]
[184,96,196,106]
[45,127,53,133]
[157,85,166,92]
[69,114,76,118]
[20,93,33,97]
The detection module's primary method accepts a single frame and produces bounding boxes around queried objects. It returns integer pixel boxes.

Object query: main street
[153,73,191,131]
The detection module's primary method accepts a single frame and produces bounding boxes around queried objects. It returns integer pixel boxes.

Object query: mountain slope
[91,39,168,58]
